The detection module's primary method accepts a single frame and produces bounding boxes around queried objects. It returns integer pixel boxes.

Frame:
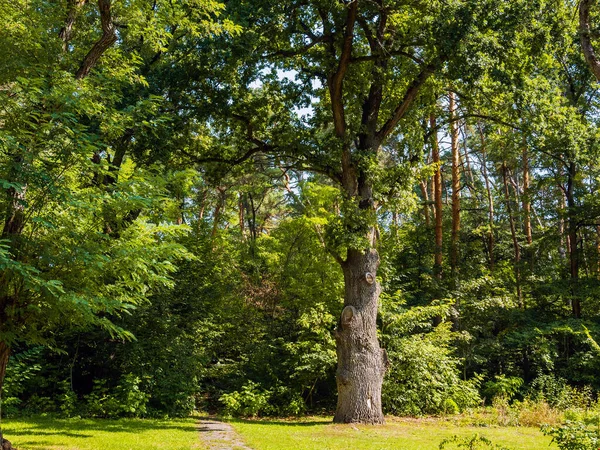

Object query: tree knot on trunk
[340,305,357,329]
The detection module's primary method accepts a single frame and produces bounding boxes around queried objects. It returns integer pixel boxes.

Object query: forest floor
[1,415,557,450]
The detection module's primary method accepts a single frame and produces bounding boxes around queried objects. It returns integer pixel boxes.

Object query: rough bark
[431,115,443,279]
[580,0,600,81]
[334,249,388,424]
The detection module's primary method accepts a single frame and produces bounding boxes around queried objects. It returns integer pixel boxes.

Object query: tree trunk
[566,161,580,318]
[0,342,8,397]
[559,182,567,261]
[449,92,460,279]
[502,162,523,306]
[334,248,388,424]
[522,146,532,246]
[478,124,495,272]
[419,180,431,226]
[580,0,600,81]
[75,0,117,80]
[0,342,10,448]
[522,145,533,275]
[431,114,443,279]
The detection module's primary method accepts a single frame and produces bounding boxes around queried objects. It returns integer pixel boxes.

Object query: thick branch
[376,62,437,143]
[328,1,358,138]
[75,0,117,80]
[580,0,600,81]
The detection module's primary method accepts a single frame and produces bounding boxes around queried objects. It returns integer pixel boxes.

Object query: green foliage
[83,374,149,418]
[220,381,271,418]
[483,376,524,403]
[439,434,513,450]
[542,421,600,450]
[381,295,481,415]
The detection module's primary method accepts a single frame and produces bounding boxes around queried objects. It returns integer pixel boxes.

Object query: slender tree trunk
[559,182,567,261]
[238,194,246,238]
[566,162,580,318]
[334,248,388,424]
[478,124,495,272]
[419,180,431,226]
[522,145,533,274]
[0,342,9,397]
[502,162,523,306]
[522,156,533,246]
[431,115,443,279]
[0,342,11,449]
[211,188,226,239]
[449,93,461,281]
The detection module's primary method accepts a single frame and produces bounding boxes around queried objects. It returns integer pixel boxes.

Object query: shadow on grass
[5,416,195,435]
[211,417,331,427]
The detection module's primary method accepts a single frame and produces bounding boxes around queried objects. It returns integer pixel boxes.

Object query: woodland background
[1,0,600,432]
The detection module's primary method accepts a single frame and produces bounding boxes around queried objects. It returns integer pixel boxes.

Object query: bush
[541,421,600,450]
[483,376,523,403]
[84,374,149,418]
[383,322,481,416]
[220,381,271,417]
[528,375,593,410]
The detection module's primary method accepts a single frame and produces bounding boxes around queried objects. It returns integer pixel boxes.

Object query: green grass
[0,415,558,450]
[1,416,204,450]
[228,416,558,450]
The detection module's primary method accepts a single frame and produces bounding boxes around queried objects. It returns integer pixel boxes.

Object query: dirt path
[197,418,253,450]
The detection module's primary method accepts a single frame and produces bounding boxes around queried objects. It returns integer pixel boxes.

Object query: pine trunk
[502,162,523,306]
[449,93,460,279]
[431,115,443,279]
[334,249,388,424]
[478,125,495,271]
[567,162,580,318]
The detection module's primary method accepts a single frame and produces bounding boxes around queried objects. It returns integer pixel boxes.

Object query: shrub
[383,323,481,416]
[482,376,523,403]
[541,421,600,450]
[84,374,149,418]
[219,381,271,417]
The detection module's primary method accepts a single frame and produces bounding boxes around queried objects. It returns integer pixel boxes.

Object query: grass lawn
[1,416,204,450]
[0,415,558,450]
[228,416,558,450]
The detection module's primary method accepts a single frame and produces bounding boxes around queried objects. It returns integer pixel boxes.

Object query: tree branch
[328,0,358,138]
[59,0,87,52]
[376,61,438,143]
[580,0,600,81]
[75,0,117,80]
